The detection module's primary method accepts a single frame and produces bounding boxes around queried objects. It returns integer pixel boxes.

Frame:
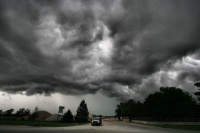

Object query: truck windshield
[94,117,100,120]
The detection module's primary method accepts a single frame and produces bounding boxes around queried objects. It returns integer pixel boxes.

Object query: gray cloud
[0,0,200,101]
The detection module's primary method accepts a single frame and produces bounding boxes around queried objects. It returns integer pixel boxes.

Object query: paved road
[0,120,199,133]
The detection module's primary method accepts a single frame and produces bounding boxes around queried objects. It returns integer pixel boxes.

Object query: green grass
[131,122,200,131]
[154,124,200,131]
[0,120,89,127]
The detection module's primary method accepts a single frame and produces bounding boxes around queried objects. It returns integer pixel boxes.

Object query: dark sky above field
[0,0,200,114]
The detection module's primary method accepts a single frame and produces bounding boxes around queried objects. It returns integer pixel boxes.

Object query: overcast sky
[0,0,200,115]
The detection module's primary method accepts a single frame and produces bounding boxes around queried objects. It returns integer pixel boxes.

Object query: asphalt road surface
[0,120,199,133]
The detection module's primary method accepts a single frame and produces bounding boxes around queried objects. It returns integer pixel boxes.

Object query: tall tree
[194,83,200,101]
[62,109,73,123]
[115,87,199,121]
[0,110,3,116]
[115,100,143,121]
[125,99,136,121]
[4,109,14,117]
[28,107,39,121]
[115,103,122,120]
[15,108,30,117]
[144,87,198,119]
[75,100,89,122]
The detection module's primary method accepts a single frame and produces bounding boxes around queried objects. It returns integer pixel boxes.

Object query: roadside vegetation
[131,121,200,131]
[116,86,200,131]
[0,120,87,127]
[0,99,89,127]
[116,87,200,121]
[154,125,200,131]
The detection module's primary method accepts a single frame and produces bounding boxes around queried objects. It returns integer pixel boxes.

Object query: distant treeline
[0,108,30,118]
[0,100,89,123]
[0,107,40,121]
[115,87,200,121]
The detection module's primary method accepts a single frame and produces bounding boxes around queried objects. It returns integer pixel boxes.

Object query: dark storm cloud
[178,71,200,82]
[0,0,200,101]
[109,0,200,74]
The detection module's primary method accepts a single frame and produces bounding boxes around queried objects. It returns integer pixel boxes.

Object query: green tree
[115,103,122,120]
[194,83,200,101]
[125,99,137,121]
[75,100,89,122]
[115,87,199,121]
[115,100,143,121]
[29,107,39,121]
[0,110,3,116]
[4,109,14,117]
[15,108,30,117]
[144,87,198,119]
[144,91,166,118]
[62,109,74,123]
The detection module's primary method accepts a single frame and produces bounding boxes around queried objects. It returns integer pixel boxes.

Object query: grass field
[132,122,200,131]
[154,124,200,131]
[0,120,88,127]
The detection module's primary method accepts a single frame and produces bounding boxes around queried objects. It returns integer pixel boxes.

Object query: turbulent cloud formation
[0,0,200,101]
